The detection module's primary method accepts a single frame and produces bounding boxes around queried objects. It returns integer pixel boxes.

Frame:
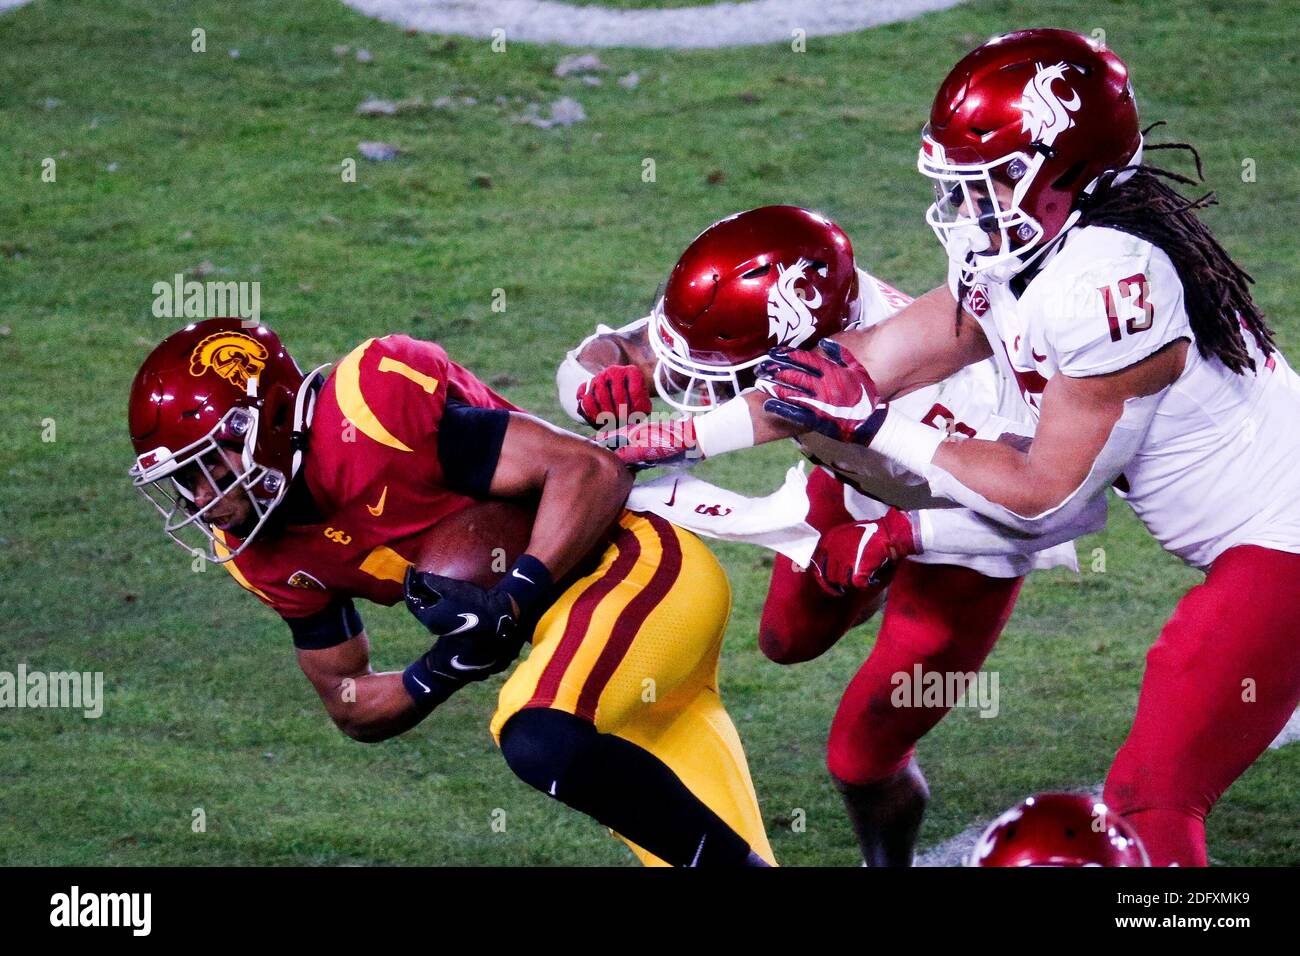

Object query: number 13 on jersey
[1101,273,1155,342]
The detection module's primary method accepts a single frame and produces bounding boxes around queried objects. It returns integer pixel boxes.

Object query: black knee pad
[498,707,598,795]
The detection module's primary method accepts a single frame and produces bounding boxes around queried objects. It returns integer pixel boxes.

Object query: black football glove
[405,570,524,682]
[403,555,553,684]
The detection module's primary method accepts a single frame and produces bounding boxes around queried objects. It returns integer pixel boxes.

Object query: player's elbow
[1000,484,1095,536]
[330,712,390,744]
[1000,471,1079,524]
[1003,489,1064,522]
[573,442,634,500]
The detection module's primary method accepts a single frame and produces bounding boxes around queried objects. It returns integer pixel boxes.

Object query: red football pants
[1103,544,1300,866]
[757,467,879,664]
[758,467,1023,784]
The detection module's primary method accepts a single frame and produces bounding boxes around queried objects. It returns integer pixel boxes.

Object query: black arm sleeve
[437,400,511,497]
[286,598,365,650]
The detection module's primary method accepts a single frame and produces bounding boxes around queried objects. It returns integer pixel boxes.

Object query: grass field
[1,0,1297,866]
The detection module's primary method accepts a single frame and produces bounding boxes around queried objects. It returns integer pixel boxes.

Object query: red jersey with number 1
[214,335,519,620]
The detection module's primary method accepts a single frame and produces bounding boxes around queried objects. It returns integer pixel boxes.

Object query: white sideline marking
[1268,708,1300,750]
[0,0,36,11]
[338,0,969,49]
[915,818,988,868]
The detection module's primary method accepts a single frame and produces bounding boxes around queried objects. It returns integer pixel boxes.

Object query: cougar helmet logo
[189,332,268,390]
[1017,62,1082,145]
[767,258,824,348]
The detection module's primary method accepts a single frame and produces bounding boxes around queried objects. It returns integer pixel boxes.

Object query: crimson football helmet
[127,318,324,562]
[648,205,860,412]
[918,29,1143,284]
[967,793,1150,867]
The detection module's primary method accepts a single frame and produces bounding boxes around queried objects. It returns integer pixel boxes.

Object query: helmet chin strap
[289,366,329,480]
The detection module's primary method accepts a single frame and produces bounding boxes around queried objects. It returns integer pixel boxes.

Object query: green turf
[1,0,1297,866]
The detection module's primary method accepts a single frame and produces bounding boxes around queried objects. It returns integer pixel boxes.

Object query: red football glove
[755,339,888,445]
[812,508,920,596]
[596,416,699,471]
[576,365,653,429]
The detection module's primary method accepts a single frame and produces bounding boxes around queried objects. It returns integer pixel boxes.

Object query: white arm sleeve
[918,491,1107,557]
[919,388,1164,537]
[555,315,652,423]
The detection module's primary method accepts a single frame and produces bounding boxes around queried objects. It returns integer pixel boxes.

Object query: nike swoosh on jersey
[366,485,388,517]
[410,674,432,694]
[792,386,876,421]
[511,568,534,584]
[449,655,494,672]
[664,477,680,507]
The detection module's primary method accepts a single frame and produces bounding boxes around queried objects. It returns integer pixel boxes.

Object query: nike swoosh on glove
[812,507,920,596]
[595,416,699,470]
[404,568,524,681]
[755,339,889,445]
[576,364,653,430]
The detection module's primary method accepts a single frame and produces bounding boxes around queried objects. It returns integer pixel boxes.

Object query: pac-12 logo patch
[287,570,326,592]
[189,332,268,390]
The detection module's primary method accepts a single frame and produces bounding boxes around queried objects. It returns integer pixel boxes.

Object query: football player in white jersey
[683,30,1300,866]
[558,205,1088,865]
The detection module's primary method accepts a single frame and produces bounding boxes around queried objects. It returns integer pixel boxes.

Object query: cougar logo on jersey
[189,332,268,390]
[1017,62,1082,146]
[767,258,823,348]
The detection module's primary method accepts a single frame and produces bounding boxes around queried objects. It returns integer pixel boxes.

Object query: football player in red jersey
[557,206,1085,865]
[128,318,774,866]
[615,30,1300,866]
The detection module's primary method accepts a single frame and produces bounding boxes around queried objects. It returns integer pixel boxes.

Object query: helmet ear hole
[1053,160,1087,190]
[251,382,299,485]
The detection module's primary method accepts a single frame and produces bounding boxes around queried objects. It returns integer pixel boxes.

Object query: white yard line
[338,0,969,49]
[0,0,36,12]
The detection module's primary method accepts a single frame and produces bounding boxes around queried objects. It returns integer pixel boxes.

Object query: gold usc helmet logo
[189,332,268,390]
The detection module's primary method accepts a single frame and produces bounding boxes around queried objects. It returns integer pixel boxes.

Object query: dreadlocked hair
[1077,125,1275,374]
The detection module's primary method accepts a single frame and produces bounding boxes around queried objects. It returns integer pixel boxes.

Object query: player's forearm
[931,438,1053,517]
[576,330,646,375]
[528,448,633,578]
[836,285,990,400]
[325,671,429,742]
[743,389,804,444]
[557,319,655,423]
